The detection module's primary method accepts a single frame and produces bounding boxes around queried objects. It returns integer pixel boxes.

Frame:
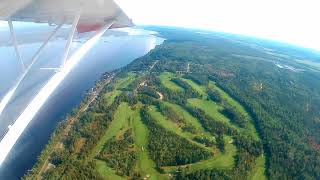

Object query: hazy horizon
[1,0,320,51]
[116,0,320,51]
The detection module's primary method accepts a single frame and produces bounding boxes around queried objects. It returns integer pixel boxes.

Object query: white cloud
[116,0,320,50]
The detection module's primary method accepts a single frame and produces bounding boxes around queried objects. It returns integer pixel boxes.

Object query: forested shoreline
[24,27,320,179]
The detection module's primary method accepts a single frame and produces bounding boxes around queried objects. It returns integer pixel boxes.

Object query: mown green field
[96,160,124,180]
[159,72,184,91]
[163,141,236,173]
[162,102,210,136]
[90,102,131,159]
[132,107,167,180]
[181,78,207,97]
[94,73,265,179]
[148,106,213,151]
[187,98,229,123]
[26,26,320,180]
[116,73,137,88]
[248,155,267,180]
[103,90,121,106]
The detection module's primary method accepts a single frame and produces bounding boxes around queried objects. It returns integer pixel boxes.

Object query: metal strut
[23,23,63,75]
[60,13,81,69]
[0,23,62,119]
[8,20,25,72]
[0,18,115,166]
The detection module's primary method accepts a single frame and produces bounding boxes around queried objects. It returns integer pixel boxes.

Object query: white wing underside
[0,0,133,27]
[0,0,134,166]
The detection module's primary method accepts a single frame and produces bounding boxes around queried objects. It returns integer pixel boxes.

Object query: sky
[1,0,319,50]
[116,0,320,51]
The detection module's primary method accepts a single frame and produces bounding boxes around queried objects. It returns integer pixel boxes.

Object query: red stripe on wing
[76,23,104,33]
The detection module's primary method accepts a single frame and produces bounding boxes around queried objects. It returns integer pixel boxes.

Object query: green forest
[24,27,320,180]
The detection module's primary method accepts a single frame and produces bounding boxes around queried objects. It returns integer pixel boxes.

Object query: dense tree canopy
[25,26,320,180]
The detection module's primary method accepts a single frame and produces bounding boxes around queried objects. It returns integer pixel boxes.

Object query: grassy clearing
[148,106,213,152]
[181,78,207,97]
[132,107,166,180]
[159,72,184,91]
[96,160,124,180]
[163,142,236,173]
[162,102,213,138]
[208,81,248,119]
[103,90,121,106]
[93,75,261,179]
[114,72,136,89]
[188,97,259,140]
[162,102,204,131]
[148,107,194,140]
[208,81,259,140]
[248,155,267,180]
[90,103,131,159]
[187,98,230,124]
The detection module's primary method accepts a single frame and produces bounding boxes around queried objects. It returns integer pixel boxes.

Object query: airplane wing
[0,0,133,32]
[0,0,135,166]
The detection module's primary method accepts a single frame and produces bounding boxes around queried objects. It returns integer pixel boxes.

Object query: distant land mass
[24,26,320,180]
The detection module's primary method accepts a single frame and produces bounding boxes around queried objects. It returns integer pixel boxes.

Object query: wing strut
[8,20,24,72]
[25,24,63,74]
[0,20,115,165]
[0,23,62,117]
[60,12,81,69]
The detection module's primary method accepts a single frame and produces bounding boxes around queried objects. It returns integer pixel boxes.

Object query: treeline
[183,106,233,153]
[140,107,212,166]
[138,85,160,99]
[207,88,222,103]
[193,136,215,148]
[96,129,137,177]
[42,158,102,180]
[158,104,185,124]
[211,72,320,179]
[220,105,247,128]
[24,87,124,179]
[171,78,200,98]
[139,36,266,179]
[185,107,236,136]
[158,103,198,134]
[184,73,209,86]
[176,168,230,180]
[207,88,248,128]
[151,77,198,105]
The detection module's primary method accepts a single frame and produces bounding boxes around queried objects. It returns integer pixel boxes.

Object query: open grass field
[93,76,263,179]
[147,106,214,151]
[114,72,137,89]
[187,98,230,124]
[29,26,320,179]
[188,94,259,140]
[159,72,184,91]
[208,81,260,139]
[248,155,267,180]
[181,78,207,97]
[90,103,131,159]
[94,102,166,179]
[96,160,124,180]
[132,107,166,180]
[163,142,236,173]
[148,107,196,141]
[103,90,121,106]
[208,81,249,118]
[162,102,209,135]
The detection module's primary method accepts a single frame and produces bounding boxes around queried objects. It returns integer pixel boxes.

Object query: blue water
[0,25,163,179]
